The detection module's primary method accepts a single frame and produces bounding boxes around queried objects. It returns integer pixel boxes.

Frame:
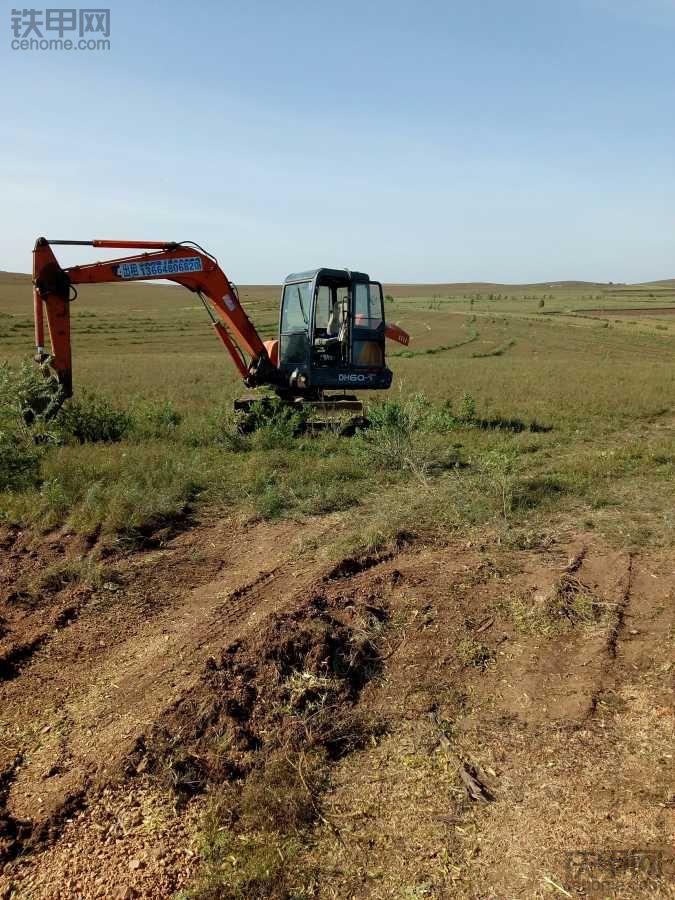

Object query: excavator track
[234,394,368,436]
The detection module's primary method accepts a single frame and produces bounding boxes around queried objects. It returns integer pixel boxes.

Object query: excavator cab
[277,269,393,394]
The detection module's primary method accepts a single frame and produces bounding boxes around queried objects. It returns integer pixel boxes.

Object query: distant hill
[640,278,675,288]
[0,271,32,285]
[2,270,674,297]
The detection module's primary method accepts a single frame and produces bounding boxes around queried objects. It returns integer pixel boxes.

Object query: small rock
[128,858,145,871]
[124,810,143,828]
[114,888,138,900]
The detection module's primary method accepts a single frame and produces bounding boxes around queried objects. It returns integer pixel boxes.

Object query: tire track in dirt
[0,515,407,859]
[0,598,91,683]
[466,542,630,725]
[1,544,405,898]
[587,554,633,718]
[607,555,633,658]
[301,539,675,899]
[0,518,323,847]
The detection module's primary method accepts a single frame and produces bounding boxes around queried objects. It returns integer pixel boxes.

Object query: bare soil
[0,519,673,898]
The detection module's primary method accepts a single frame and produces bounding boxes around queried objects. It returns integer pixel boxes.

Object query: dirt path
[0,516,338,850]
[0,522,673,899]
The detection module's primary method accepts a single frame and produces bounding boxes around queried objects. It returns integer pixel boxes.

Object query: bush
[130,399,182,439]
[183,407,247,450]
[367,396,413,434]
[56,393,133,443]
[0,429,42,491]
[458,392,476,422]
[0,361,52,490]
[423,399,456,432]
[361,395,442,475]
[475,446,520,519]
[362,393,481,474]
[237,397,308,450]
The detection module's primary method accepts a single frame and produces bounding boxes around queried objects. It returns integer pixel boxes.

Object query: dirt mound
[143,590,389,798]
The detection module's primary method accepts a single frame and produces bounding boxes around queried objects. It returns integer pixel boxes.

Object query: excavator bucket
[21,359,70,424]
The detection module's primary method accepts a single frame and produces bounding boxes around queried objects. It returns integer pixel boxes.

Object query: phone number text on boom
[115,257,203,279]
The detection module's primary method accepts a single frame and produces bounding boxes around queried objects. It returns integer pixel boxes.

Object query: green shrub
[0,429,42,491]
[361,393,480,474]
[11,359,64,423]
[423,399,456,432]
[238,398,308,450]
[475,446,520,519]
[0,361,52,490]
[131,399,182,439]
[367,396,413,434]
[56,393,133,443]
[361,395,437,475]
[458,392,476,422]
[182,407,247,450]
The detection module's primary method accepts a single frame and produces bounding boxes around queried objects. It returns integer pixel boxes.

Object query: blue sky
[2,0,675,282]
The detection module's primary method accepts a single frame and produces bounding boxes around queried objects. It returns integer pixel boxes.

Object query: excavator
[30,238,410,421]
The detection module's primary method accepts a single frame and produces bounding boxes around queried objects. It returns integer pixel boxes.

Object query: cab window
[281,281,311,332]
[314,285,331,333]
[353,282,383,329]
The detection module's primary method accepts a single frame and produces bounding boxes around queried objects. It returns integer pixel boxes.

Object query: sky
[2,0,675,283]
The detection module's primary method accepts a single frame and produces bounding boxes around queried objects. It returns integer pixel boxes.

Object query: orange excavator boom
[32,237,277,402]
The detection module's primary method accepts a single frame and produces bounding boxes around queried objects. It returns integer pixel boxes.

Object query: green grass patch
[391,327,479,358]
[496,575,607,636]
[471,338,516,358]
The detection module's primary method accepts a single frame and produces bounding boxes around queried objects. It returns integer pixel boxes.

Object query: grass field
[1,271,674,549]
[0,271,674,899]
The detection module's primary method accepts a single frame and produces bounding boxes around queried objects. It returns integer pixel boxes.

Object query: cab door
[351,280,385,368]
[279,280,312,371]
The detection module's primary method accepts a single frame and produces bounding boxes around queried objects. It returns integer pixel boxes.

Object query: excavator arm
[32,237,278,409]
